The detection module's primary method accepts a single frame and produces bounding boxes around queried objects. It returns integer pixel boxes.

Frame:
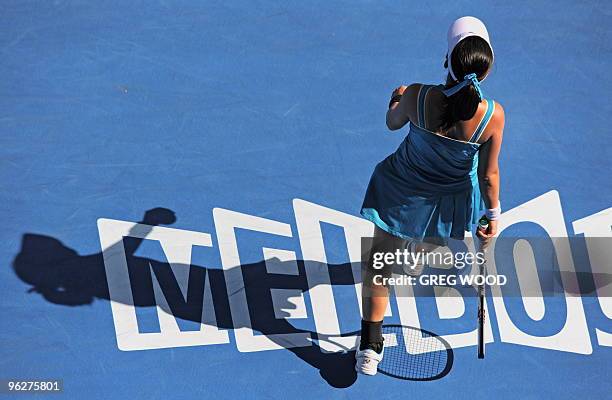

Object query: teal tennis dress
[361,84,495,243]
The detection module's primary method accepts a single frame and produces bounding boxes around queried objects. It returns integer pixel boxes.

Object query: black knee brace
[359,319,384,353]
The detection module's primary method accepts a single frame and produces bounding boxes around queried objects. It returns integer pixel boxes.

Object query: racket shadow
[340,324,455,381]
[378,325,454,381]
[339,324,454,381]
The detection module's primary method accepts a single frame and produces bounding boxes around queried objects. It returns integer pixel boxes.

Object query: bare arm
[477,102,505,238]
[386,84,419,130]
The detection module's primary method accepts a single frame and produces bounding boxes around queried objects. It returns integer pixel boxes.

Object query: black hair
[440,36,493,132]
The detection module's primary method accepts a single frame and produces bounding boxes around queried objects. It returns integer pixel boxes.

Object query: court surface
[1,1,611,399]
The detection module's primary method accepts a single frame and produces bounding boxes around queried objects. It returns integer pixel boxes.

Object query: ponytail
[440,36,493,132]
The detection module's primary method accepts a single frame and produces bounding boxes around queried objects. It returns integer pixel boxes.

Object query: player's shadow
[12,208,364,388]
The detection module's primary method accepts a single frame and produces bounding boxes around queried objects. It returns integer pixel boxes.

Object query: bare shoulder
[477,100,505,144]
[403,83,423,99]
[491,100,505,127]
[400,83,424,123]
[486,100,505,138]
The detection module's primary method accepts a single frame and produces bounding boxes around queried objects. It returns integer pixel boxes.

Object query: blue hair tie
[441,73,483,100]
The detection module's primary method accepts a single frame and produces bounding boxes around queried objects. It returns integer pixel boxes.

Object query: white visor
[446,16,494,82]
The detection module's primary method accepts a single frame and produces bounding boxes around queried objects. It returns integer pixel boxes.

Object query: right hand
[476,218,497,247]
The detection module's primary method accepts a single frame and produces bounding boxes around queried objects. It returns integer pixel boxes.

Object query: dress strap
[417,85,434,129]
[469,99,495,143]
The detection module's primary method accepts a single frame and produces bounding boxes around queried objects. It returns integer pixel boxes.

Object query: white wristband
[485,202,501,221]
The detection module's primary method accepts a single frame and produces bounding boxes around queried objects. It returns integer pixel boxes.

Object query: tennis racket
[376,325,453,381]
[477,216,489,359]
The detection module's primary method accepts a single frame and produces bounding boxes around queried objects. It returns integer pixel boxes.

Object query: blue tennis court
[1,1,610,398]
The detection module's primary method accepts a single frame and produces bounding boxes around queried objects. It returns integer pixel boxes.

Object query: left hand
[392,85,408,97]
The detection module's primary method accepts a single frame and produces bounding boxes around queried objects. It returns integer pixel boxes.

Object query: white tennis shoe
[402,260,425,276]
[355,347,384,376]
[401,240,430,276]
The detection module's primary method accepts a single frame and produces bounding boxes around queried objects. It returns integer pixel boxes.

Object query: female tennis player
[356,16,505,375]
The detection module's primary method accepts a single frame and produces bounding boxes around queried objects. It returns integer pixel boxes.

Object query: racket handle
[476,221,487,360]
[478,295,486,359]
[478,215,489,231]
